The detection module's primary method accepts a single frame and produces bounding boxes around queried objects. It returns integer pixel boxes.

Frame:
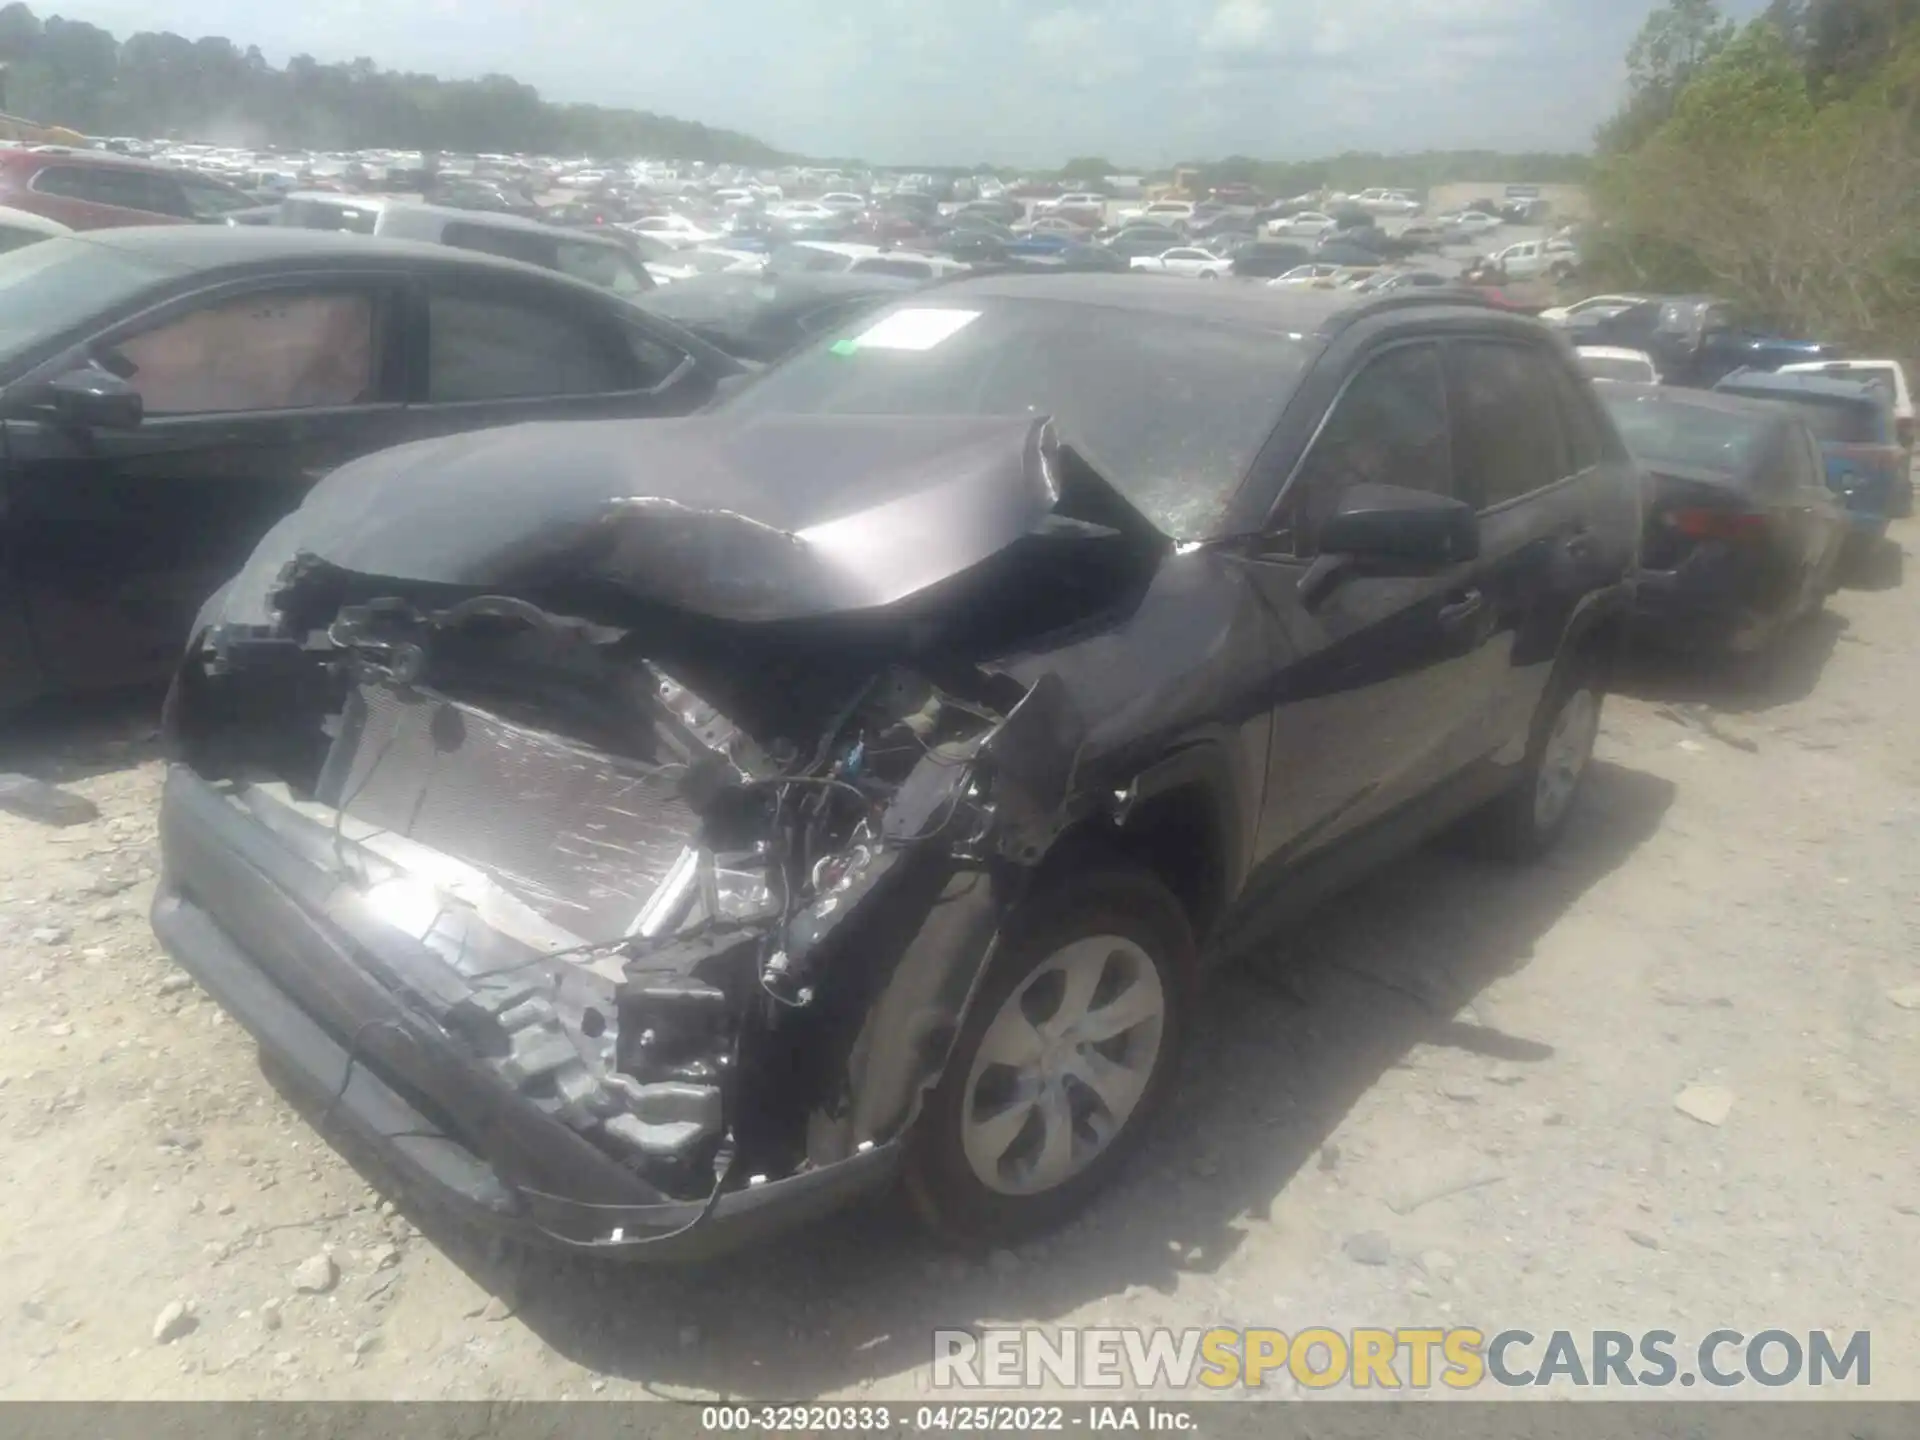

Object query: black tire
[904,865,1193,1246]
[1460,659,1604,862]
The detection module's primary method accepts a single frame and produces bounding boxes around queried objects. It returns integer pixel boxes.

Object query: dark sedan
[1596,382,1848,653]
[1101,225,1186,260]
[0,227,742,710]
[156,279,1636,1258]
[1231,240,1314,278]
[636,271,916,364]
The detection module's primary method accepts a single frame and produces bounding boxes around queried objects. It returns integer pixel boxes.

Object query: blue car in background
[1573,296,1842,388]
[1713,368,1906,542]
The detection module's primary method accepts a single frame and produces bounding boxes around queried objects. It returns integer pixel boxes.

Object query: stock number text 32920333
[700,1404,1086,1432]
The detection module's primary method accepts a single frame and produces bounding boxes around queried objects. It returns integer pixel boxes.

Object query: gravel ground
[0,522,1914,1403]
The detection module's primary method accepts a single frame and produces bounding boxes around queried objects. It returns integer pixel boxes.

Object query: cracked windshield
[0,0,1911,1434]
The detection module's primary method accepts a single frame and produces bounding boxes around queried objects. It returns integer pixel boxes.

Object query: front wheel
[904,866,1192,1245]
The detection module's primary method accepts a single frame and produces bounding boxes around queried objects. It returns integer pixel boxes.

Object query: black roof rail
[1317,287,1534,335]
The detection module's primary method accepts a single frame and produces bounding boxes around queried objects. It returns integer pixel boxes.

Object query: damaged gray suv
[153,275,1638,1255]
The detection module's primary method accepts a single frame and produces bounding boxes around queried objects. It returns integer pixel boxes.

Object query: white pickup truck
[1490,236,1579,280]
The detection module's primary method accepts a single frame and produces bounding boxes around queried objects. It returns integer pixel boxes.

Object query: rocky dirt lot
[0,528,1915,1404]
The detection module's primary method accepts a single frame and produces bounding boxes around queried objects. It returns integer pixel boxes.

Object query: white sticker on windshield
[844,308,980,352]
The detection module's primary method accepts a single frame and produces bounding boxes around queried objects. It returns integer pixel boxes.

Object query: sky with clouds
[46,0,1773,165]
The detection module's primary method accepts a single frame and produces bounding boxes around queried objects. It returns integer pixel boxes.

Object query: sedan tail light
[1666,507,1769,542]
[1898,417,1914,450]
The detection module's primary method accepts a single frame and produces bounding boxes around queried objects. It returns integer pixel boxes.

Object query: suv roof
[930,270,1507,337]
[1714,368,1884,404]
[0,148,203,180]
[29,224,637,289]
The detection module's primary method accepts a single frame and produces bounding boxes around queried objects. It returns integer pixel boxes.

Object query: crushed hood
[232,412,1166,625]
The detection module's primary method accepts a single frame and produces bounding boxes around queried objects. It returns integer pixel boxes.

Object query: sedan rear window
[1599,390,1768,475]
[717,297,1312,540]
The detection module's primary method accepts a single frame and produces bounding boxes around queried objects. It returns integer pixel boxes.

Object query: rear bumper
[1630,554,1767,652]
[151,765,899,1260]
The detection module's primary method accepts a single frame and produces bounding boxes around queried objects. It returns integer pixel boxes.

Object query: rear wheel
[1461,663,1602,861]
[904,866,1191,1245]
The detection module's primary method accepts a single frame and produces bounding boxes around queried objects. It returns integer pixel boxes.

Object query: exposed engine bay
[168,569,1127,1225]
[157,412,1173,1241]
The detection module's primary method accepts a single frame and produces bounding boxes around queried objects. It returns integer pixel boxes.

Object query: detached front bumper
[151,765,899,1260]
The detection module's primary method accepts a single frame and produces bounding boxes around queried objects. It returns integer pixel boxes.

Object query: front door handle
[1438,589,1485,627]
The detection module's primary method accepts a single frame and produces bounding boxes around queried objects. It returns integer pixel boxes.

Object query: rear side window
[177,177,255,219]
[442,221,556,270]
[1276,342,1451,556]
[425,288,635,402]
[108,290,378,415]
[1447,340,1571,508]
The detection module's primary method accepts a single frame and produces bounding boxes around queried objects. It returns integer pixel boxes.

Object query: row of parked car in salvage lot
[0,185,1907,1263]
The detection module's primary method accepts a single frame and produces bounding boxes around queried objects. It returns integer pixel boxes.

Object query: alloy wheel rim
[1534,687,1599,831]
[961,935,1166,1196]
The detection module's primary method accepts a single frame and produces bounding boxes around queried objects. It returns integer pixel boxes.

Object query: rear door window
[1447,340,1572,508]
[1548,364,1612,470]
[1275,341,1451,556]
[552,239,653,295]
[441,221,557,270]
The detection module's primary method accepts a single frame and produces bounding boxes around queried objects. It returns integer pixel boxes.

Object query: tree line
[1591,0,1920,351]
[0,3,790,162]
[0,2,1593,188]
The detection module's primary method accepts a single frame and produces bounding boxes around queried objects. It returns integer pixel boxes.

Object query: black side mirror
[47,366,143,431]
[1321,483,1479,564]
[1300,483,1479,606]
